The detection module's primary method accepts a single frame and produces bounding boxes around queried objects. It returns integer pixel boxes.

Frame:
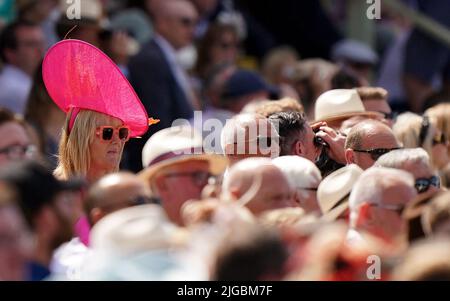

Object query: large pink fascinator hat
[42,39,159,138]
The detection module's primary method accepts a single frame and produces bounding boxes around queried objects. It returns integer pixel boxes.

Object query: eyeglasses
[415,176,440,194]
[381,111,398,120]
[163,170,212,187]
[0,144,36,160]
[370,203,406,216]
[432,133,448,146]
[96,126,130,142]
[178,16,197,27]
[233,136,276,149]
[353,147,401,161]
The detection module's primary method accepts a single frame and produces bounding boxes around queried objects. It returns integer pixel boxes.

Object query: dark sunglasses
[415,176,440,194]
[96,126,130,142]
[433,133,448,146]
[381,111,398,120]
[353,147,401,161]
[178,16,197,27]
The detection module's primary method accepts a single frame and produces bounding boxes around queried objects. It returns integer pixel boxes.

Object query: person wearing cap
[127,0,199,172]
[222,157,296,216]
[272,156,322,215]
[139,125,227,225]
[42,39,154,183]
[0,20,46,114]
[347,167,417,248]
[344,119,401,170]
[331,39,378,83]
[313,89,383,131]
[0,161,83,281]
[317,164,363,222]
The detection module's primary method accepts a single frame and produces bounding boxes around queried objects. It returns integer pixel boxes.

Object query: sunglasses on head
[433,133,448,146]
[415,176,440,194]
[96,126,130,142]
[353,147,401,161]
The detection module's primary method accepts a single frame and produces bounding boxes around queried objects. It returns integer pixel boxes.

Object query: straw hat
[318,164,363,222]
[139,125,228,182]
[314,89,382,123]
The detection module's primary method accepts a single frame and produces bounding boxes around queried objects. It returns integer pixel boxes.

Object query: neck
[86,167,115,184]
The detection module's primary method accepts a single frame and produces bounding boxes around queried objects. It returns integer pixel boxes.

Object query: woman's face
[89,115,127,173]
[210,30,239,66]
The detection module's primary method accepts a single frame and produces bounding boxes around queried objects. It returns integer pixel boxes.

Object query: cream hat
[314,89,382,123]
[139,125,228,182]
[318,164,363,221]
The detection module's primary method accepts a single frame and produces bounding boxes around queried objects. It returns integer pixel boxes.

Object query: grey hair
[348,167,414,227]
[375,147,431,170]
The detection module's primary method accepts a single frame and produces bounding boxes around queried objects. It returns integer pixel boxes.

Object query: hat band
[328,192,350,212]
[68,107,81,134]
[148,147,203,167]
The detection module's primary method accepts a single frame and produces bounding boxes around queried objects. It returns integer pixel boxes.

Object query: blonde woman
[393,112,449,171]
[426,103,450,156]
[42,40,157,183]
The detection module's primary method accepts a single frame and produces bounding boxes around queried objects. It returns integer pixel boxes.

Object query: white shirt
[0,64,32,114]
[50,238,90,280]
[153,35,196,108]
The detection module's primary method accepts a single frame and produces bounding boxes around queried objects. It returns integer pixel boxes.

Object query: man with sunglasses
[348,167,417,248]
[345,119,401,170]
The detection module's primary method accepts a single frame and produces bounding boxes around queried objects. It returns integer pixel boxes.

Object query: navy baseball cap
[221,69,279,100]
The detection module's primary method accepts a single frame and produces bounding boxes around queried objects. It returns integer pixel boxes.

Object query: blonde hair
[393,112,435,166]
[255,97,304,117]
[426,103,450,144]
[54,109,116,180]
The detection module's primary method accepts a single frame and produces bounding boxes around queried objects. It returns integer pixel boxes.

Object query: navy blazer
[124,39,194,172]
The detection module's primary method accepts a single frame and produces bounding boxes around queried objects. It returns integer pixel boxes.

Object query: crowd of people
[1,0,450,281]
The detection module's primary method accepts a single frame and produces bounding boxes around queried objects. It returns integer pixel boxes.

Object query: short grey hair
[348,167,414,227]
[272,156,321,189]
[375,147,431,170]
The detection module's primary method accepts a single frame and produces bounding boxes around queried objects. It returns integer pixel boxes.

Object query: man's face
[367,184,417,242]
[302,125,321,162]
[0,122,33,168]
[351,126,400,170]
[10,26,45,75]
[0,205,31,281]
[245,166,296,215]
[154,160,210,225]
[362,98,394,127]
[161,3,198,49]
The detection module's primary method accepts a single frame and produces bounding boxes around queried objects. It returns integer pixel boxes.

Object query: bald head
[86,172,152,225]
[221,113,280,165]
[222,158,295,215]
[152,0,198,49]
[345,119,400,170]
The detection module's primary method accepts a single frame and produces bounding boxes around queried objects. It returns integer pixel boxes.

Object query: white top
[50,237,90,280]
[0,64,32,114]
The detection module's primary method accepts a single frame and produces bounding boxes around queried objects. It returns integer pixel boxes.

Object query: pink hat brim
[42,39,149,137]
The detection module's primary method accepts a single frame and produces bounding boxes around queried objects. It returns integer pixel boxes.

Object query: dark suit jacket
[124,39,194,172]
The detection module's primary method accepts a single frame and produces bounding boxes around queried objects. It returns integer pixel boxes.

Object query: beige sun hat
[314,89,383,123]
[318,164,363,222]
[139,125,228,182]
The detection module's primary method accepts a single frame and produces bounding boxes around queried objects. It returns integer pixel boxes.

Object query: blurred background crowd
[1,0,450,281]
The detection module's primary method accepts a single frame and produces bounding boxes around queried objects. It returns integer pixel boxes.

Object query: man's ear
[90,208,104,226]
[292,140,304,156]
[3,48,16,65]
[345,148,355,164]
